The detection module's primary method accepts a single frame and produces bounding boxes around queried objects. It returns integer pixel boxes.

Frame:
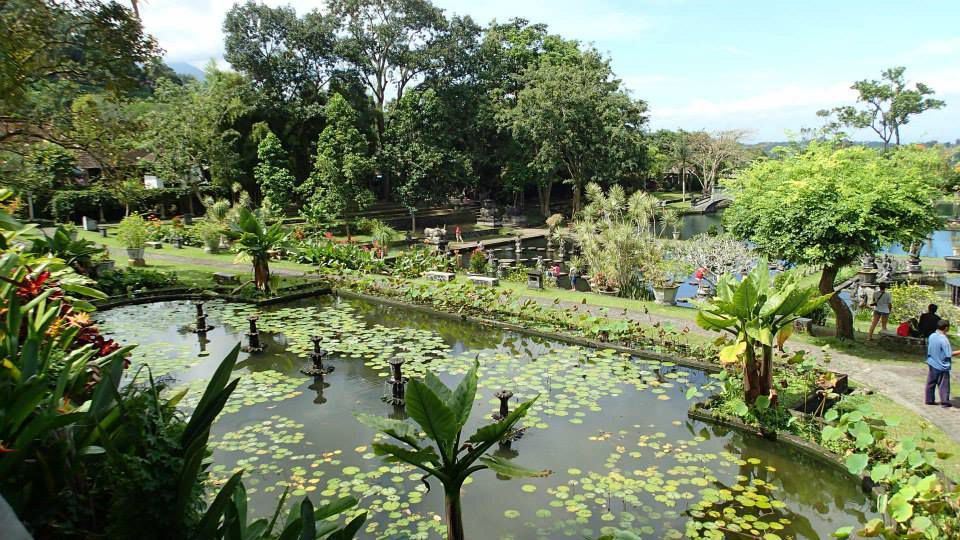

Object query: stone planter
[125,247,145,266]
[945,256,960,273]
[596,288,619,297]
[652,284,681,305]
[93,260,115,277]
[857,269,877,284]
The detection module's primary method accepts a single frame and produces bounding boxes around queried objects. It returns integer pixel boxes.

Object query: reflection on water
[100,298,873,539]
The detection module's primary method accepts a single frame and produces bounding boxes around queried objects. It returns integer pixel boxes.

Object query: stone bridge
[691,190,733,212]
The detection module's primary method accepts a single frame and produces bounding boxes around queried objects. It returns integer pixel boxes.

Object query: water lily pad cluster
[218,303,451,377]
[426,347,696,430]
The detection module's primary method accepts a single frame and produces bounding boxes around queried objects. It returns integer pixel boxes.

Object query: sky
[139,0,960,142]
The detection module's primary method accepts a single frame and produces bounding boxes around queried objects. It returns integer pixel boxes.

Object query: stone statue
[423,226,447,244]
[877,255,894,283]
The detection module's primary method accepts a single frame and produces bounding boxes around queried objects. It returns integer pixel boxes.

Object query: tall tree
[253,130,297,215]
[329,0,446,195]
[140,65,249,211]
[299,93,375,237]
[0,0,158,151]
[686,130,749,196]
[223,1,339,106]
[383,88,474,213]
[723,142,945,339]
[818,67,946,150]
[500,49,647,214]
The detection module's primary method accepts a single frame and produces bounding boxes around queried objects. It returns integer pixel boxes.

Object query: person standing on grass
[867,282,892,341]
[926,319,959,407]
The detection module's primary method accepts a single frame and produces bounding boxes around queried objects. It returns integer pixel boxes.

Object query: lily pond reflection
[99,297,872,539]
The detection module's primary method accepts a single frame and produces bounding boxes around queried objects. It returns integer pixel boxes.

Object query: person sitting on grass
[925,318,959,408]
[918,303,941,339]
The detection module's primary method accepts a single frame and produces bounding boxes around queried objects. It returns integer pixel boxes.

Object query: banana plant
[232,207,288,292]
[357,360,550,540]
[696,258,830,404]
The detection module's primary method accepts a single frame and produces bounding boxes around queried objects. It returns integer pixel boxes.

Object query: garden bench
[468,275,499,287]
[213,272,239,284]
[146,241,163,249]
[424,271,456,282]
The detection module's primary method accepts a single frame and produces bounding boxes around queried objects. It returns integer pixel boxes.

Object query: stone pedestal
[945,256,960,273]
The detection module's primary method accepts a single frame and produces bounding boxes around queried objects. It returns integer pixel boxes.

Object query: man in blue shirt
[926,319,959,407]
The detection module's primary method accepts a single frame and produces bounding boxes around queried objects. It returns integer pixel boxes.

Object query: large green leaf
[355,414,420,447]
[192,470,244,540]
[182,344,241,446]
[405,378,457,459]
[422,371,452,403]
[313,497,358,521]
[325,513,366,540]
[845,453,869,475]
[449,359,479,431]
[478,455,551,478]
[371,442,441,473]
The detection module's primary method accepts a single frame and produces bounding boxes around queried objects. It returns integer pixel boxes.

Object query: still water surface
[100,297,872,539]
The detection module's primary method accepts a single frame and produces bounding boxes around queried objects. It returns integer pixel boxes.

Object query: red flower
[13,271,54,300]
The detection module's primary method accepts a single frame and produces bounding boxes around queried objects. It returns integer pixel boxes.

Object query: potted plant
[468,248,487,275]
[590,271,618,295]
[648,259,688,305]
[93,245,116,277]
[196,220,223,254]
[115,213,148,266]
[61,222,79,241]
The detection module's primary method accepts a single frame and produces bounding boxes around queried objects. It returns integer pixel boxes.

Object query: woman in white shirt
[867,282,893,341]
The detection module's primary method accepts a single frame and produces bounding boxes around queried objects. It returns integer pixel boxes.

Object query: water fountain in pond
[242,316,265,353]
[493,389,514,421]
[383,357,408,406]
[191,301,214,333]
[301,335,334,376]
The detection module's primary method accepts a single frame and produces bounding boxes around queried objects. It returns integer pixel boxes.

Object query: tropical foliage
[232,208,288,292]
[697,258,830,404]
[724,142,945,338]
[358,360,549,540]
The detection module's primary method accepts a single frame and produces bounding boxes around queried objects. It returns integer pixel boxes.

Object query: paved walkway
[108,246,960,442]
[520,296,960,443]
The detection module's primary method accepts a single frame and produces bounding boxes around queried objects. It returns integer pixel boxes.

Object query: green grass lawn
[79,230,316,273]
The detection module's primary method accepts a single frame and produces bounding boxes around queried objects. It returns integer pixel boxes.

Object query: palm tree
[232,208,287,292]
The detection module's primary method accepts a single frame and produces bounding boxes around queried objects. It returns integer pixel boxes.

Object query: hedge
[48,186,228,223]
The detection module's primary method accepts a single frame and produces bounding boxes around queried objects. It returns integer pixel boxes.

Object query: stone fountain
[191,301,214,333]
[301,335,334,376]
[242,316,265,353]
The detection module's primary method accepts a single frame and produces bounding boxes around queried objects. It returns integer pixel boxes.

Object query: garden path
[520,295,960,443]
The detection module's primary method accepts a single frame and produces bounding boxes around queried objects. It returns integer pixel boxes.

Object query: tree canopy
[723,142,945,338]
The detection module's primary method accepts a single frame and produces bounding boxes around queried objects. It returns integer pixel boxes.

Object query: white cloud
[656,81,856,119]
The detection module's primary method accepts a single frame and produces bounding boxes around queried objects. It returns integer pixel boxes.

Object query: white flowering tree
[674,234,755,293]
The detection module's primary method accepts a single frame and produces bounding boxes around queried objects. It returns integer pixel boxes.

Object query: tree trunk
[743,341,761,404]
[572,181,582,216]
[537,182,552,218]
[820,263,853,339]
[345,222,351,242]
[681,169,686,203]
[759,344,773,398]
[254,257,270,292]
[27,192,34,220]
[444,491,465,540]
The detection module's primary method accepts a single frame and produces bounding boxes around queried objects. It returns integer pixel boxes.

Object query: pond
[99,297,873,539]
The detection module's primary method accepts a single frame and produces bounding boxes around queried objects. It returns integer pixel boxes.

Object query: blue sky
[141,0,959,142]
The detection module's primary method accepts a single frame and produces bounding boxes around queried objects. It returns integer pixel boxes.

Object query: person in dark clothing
[918,304,942,339]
